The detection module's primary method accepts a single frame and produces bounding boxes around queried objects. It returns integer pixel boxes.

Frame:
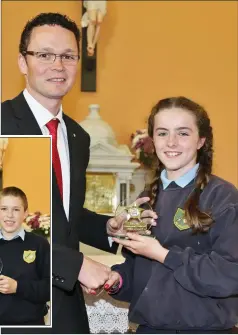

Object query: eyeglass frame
[22,50,80,64]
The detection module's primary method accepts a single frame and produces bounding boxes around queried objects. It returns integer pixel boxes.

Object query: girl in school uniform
[104,96,238,334]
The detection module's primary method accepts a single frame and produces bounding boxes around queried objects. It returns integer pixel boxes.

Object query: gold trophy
[111,200,155,239]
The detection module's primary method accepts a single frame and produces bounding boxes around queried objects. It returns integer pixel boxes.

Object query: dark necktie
[46,119,63,199]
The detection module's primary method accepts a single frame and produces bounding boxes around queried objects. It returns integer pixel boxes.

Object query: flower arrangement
[131,129,155,168]
[24,212,50,238]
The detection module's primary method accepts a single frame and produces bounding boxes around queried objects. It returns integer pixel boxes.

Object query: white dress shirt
[23,89,70,219]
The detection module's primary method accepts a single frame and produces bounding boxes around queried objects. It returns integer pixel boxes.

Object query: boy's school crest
[174,208,190,231]
[23,250,36,263]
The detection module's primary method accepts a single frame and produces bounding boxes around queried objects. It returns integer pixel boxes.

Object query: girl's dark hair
[0,186,28,211]
[147,96,213,233]
[19,12,80,54]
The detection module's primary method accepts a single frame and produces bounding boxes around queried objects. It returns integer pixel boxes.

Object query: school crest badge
[173,208,190,231]
[23,250,36,263]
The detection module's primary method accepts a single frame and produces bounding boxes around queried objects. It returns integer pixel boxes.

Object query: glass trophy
[111,199,155,239]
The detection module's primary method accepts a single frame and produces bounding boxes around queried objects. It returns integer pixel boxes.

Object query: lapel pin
[73,133,76,137]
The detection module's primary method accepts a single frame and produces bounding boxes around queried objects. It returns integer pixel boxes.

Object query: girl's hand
[104,271,121,293]
[113,233,169,263]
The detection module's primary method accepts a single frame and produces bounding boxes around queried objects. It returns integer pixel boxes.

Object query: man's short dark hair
[0,186,28,211]
[19,12,80,54]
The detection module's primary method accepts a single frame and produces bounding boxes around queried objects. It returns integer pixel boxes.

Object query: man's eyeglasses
[22,51,80,65]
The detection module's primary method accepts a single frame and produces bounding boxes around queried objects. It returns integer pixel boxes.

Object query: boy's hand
[0,275,18,294]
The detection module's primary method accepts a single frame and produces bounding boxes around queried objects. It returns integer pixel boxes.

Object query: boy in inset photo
[0,186,50,326]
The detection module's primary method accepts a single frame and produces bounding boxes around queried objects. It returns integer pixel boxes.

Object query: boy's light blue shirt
[0,227,25,241]
[161,163,199,189]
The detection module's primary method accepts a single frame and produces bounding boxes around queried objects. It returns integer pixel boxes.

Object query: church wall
[1,1,237,186]
[2,138,51,214]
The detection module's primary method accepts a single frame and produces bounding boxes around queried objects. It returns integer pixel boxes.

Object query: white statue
[81,0,107,56]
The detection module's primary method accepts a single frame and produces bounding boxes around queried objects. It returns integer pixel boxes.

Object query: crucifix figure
[81,0,107,91]
[81,0,107,57]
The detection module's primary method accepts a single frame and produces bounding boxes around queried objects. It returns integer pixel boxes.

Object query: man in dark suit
[1,12,153,334]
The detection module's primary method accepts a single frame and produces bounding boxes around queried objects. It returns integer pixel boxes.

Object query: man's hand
[112,233,169,263]
[80,284,97,295]
[107,197,158,236]
[0,275,18,294]
[78,256,110,290]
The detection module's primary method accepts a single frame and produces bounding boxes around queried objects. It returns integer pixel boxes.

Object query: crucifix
[81,0,107,92]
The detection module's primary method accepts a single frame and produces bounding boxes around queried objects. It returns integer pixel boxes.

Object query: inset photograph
[0,136,51,327]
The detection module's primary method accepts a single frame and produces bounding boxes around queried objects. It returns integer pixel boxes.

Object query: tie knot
[46,118,60,135]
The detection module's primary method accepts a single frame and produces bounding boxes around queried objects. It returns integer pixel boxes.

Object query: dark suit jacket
[1,92,118,334]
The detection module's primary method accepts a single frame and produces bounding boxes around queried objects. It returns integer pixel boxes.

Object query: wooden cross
[81,2,97,92]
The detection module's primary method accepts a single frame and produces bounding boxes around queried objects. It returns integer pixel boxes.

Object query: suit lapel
[63,115,79,225]
[10,92,42,135]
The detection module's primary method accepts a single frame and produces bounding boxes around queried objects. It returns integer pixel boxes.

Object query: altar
[84,255,138,334]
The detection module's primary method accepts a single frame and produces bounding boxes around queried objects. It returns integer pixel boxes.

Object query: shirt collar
[23,88,63,128]
[161,163,199,190]
[0,227,25,241]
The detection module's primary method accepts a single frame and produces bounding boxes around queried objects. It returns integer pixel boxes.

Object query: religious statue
[81,0,107,56]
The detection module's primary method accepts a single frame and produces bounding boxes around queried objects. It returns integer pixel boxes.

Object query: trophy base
[109,232,156,239]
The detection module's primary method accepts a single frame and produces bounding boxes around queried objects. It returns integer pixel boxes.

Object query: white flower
[24,212,50,236]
